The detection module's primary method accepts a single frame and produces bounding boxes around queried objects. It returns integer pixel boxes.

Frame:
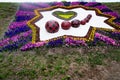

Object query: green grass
[0,3,18,19]
[0,3,18,39]
[103,3,120,14]
[0,47,119,80]
[0,2,120,80]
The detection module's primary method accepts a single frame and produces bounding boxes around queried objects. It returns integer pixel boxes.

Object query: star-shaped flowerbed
[0,2,120,52]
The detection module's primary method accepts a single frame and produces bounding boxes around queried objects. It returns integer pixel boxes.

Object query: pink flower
[20,41,46,51]
[34,41,46,47]
[21,30,32,37]
[65,37,87,46]
[0,38,10,47]
[95,32,116,45]
[9,21,27,29]
[10,35,20,42]
[20,42,34,51]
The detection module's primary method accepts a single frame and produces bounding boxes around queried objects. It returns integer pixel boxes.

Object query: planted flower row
[5,26,31,37]
[0,35,32,52]
[95,32,116,46]
[0,30,32,52]
[8,21,27,30]
[20,38,87,51]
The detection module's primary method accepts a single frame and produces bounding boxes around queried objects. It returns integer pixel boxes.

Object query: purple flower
[103,12,119,17]
[20,42,34,51]
[71,2,80,6]
[95,5,108,10]
[20,41,46,51]
[115,22,120,26]
[10,35,20,42]
[0,38,10,47]
[34,41,46,47]
[21,30,32,37]
[112,31,120,34]
[16,11,35,16]
[9,21,27,30]
[95,33,116,46]
[53,2,64,6]
[65,37,87,46]
[0,30,32,48]
[84,2,97,7]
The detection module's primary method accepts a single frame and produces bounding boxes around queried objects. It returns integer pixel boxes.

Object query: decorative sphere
[45,20,59,33]
[87,14,92,19]
[84,18,89,23]
[71,19,80,28]
[80,20,86,25]
[61,21,71,30]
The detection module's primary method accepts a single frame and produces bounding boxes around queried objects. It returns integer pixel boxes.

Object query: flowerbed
[0,2,120,52]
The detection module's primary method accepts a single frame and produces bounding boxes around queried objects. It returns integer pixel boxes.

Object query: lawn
[0,2,120,80]
[0,3,18,39]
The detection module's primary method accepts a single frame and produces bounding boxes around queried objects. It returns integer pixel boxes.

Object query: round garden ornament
[45,20,59,33]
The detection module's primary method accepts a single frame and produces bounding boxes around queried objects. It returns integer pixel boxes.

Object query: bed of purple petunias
[0,2,120,52]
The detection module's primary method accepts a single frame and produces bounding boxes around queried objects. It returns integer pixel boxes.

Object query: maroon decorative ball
[61,21,71,30]
[80,20,86,25]
[84,18,89,23]
[87,14,92,19]
[45,20,59,33]
[71,19,80,28]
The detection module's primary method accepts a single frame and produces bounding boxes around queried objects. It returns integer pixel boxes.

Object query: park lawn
[0,2,120,80]
[0,3,18,39]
